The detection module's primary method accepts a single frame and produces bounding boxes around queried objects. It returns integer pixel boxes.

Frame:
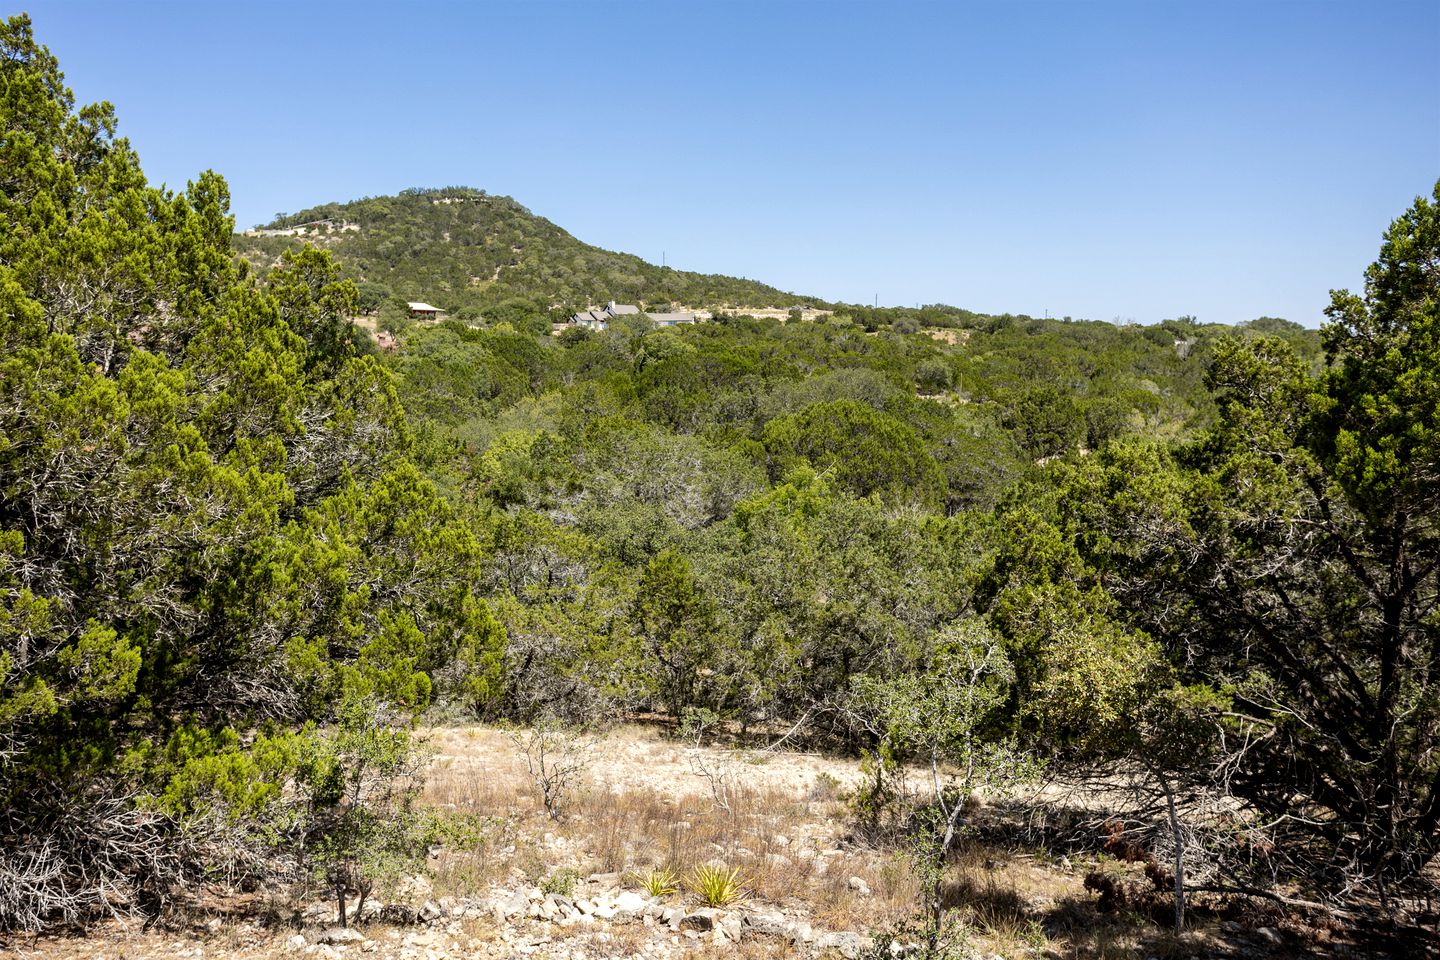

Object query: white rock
[816,931,863,958]
[614,890,649,914]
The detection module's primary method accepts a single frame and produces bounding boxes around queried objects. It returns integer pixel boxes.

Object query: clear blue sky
[22,0,1440,325]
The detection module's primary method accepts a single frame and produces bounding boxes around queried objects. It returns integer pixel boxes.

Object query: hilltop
[233,186,826,326]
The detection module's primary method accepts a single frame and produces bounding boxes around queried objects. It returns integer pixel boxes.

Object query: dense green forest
[2,14,1437,951]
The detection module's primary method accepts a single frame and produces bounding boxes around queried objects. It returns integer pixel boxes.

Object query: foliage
[0,15,487,927]
[234,186,825,321]
[850,624,1041,951]
[686,863,749,907]
[1035,183,1440,888]
[541,867,582,898]
[631,864,680,898]
[16,10,1435,933]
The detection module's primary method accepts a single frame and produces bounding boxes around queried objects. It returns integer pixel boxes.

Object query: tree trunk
[928,803,964,953]
[335,879,348,928]
[1160,774,1185,931]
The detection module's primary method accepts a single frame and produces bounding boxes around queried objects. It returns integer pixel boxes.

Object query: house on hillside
[408,302,444,321]
[570,309,611,331]
[565,301,696,331]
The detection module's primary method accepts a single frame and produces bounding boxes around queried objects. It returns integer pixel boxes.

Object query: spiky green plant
[630,864,680,898]
[687,864,749,907]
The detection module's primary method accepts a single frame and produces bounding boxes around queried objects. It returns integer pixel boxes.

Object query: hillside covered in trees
[233,187,828,331]
[3,15,1438,958]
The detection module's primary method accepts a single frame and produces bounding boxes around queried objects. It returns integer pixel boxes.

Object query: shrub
[687,864,748,907]
[541,868,581,898]
[631,865,680,898]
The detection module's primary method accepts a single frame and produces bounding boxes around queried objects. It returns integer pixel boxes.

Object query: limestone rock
[816,930,863,958]
[497,890,530,920]
[679,909,715,932]
[314,926,366,945]
[379,903,419,925]
[742,911,790,937]
[613,890,649,915]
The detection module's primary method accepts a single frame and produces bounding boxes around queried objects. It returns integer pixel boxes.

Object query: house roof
[606,302,641,315]
[648,312,696,325]
[407,302,441,312]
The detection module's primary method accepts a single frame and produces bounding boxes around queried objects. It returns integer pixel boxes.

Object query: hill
[232,186,826,327]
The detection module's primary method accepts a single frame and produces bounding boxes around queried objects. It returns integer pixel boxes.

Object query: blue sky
[22,0,1440,325]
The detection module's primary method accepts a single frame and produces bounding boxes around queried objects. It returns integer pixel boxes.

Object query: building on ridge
[566,301,696,331]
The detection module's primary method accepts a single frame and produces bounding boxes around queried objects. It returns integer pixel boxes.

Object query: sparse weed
[541,867,581,897]
[809,771,843,802]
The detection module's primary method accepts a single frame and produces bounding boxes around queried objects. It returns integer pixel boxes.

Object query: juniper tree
[0,15,503,926]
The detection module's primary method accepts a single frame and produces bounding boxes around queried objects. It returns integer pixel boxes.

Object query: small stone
[743,911,790,936]
[498,890,530,919]
[679,911,715,932]
[816,931,863,958]
[613,891,648,915]
[717,913,743,943]
[846,875,870,896]
[380,903,419,925]
[315,927,366,946]
[287,934,307,950]
[1255,927,1283,945]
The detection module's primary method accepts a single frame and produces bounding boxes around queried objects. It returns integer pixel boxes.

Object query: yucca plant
[687,864,749,907]
[630,865,680,898]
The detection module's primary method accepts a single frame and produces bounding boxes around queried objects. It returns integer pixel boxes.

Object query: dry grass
[22,725,1336,960]
[417,728,920,933]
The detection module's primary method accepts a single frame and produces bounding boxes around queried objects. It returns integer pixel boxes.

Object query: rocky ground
[1,725,1427,960]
